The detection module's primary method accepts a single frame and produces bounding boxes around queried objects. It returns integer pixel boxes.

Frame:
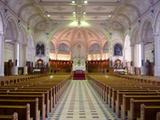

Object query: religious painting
[114,43,123,56]
[36,43,45,56]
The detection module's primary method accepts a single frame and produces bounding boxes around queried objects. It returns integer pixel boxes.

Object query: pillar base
[24,66,28,75]
[12,66,18,75]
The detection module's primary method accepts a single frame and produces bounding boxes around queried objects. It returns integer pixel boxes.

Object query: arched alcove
[142,21,154,76]
[4,19,18,63]
[89,43,101,54]
[58,43,70,54]
[18,26,27,67]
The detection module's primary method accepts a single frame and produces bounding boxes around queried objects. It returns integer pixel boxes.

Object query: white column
[130,45,134,74]
[0,33,4,76]
[154,34,160,76]
[12,43,19,75]
[141,42,145,75]
[19,44,27,67]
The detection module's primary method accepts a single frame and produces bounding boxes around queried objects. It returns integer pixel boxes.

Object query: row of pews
[0,74,71,120]
[88,74,160,120]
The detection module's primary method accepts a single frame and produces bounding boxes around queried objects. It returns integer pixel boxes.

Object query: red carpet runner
[73,70,85,80]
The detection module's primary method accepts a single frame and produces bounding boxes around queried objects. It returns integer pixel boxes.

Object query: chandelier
[71,0,88,26]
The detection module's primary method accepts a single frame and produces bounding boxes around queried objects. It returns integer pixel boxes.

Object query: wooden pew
[112,89,158,111]
[0,99,39,120]
[0,74,71,120]
[140,104,160,120]
[87,74,160,120]
[156,112,160,120]
[115,91,160,117]
[0,94,45,120]
[0,91,49,115]
[128,99,160,120]
[121,95,160,120]
[0,112,18,120]
[0,104,30,120]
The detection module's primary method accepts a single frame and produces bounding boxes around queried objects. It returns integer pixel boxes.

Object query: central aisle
[48,80,119,120]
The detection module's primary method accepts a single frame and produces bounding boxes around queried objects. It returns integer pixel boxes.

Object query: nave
[48,80,119,120]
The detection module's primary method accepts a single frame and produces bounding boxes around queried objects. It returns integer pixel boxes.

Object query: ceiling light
[47,14,51,17]
[72,1,75,4]
[83,12,86,15]
[73,11,76,14]
[108,14,111,18]
[84,0,88,4]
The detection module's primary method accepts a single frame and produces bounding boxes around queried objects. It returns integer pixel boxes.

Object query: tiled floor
[47,80,119,120]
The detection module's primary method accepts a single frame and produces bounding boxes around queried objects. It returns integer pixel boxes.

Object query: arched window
[36,43,45,56]
[58,43,70,54]
[103,42,109,53]
[89,43,101,54]
[114,43,123,56]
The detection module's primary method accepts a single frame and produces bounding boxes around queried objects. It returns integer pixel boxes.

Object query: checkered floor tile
[47,80,119,120]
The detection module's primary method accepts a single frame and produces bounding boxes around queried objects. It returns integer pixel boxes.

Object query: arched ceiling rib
[2,0,158,33]
[125,3,141,17]
[17,3,34,17]
[27,13,41,25]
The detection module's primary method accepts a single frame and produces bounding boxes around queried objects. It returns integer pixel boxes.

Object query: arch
[27,13,41,26]
[125,3,141,17]
[141,21,154,75]
[114,43,123,56]
[117,13,131,26]
[18,26,27,45]
[58,43,70,54]
[89,43,101,54]
[17,3,34,17]
[141,21,154,43]
[130,26,140,46]
[154,10,160,33]
[5,19,18,42]
[4,18,18,64]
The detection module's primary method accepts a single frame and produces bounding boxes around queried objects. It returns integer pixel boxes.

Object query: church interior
[0,0,160,120]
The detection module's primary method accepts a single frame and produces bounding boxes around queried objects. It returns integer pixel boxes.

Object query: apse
[49,27,108,61]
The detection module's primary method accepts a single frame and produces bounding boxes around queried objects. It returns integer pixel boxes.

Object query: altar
[72,58,86,80]
[71,43,87,79]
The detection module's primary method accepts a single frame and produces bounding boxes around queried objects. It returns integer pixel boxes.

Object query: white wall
[4,42,15,62]
[144,43,154,62]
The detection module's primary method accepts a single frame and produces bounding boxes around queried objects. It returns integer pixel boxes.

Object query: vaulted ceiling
[1,0,159,33]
